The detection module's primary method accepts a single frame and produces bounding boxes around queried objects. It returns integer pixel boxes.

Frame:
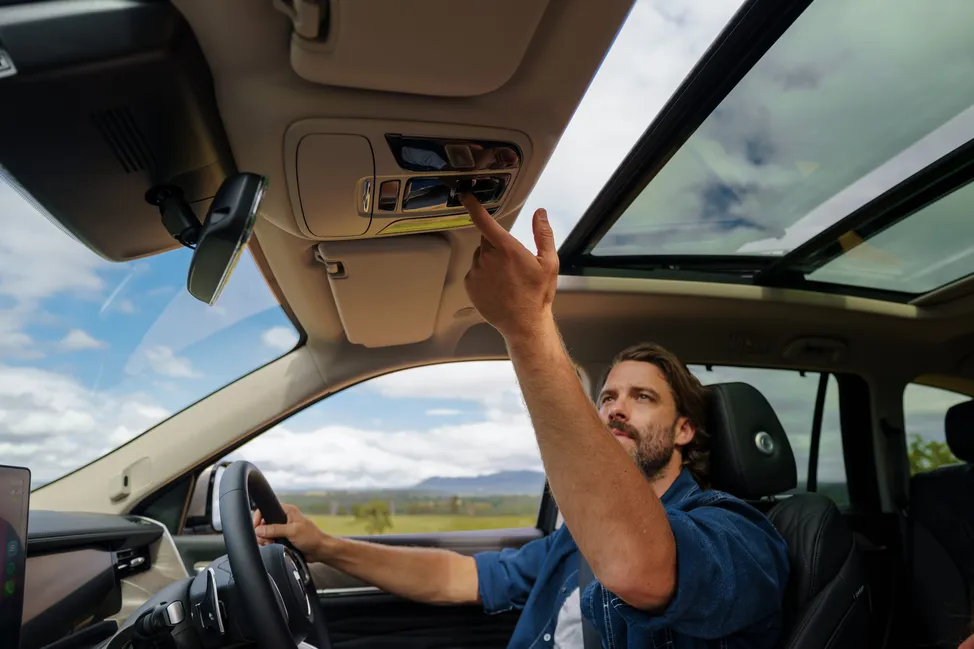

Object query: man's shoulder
[666,477,749,512]
[667,483,786,544]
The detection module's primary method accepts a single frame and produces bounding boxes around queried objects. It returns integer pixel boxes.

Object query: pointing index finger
[460,193,514,249]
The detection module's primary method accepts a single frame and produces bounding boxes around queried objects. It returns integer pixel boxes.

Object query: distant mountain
[412,470,546,496]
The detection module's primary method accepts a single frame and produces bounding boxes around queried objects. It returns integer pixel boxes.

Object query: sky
[0,0,968,495]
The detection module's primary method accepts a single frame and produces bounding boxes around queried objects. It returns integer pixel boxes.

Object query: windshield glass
[0,173,299,488]
[590,0,974,258]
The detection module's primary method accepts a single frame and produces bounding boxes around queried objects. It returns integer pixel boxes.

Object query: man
[254,197,790,648]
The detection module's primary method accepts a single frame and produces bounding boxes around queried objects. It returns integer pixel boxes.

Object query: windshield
[591,0,974,259]
[0,173,299,488]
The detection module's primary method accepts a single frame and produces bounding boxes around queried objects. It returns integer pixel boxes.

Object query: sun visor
[278,0,551,97]
[315,235,451,347]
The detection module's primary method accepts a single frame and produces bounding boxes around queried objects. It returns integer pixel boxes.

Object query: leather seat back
[767,494,869,649]
[910,399,974,648]
[707,383,870,649]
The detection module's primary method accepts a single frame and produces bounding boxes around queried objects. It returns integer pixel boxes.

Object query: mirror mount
[146,172,268,305]
[146,184,202,249]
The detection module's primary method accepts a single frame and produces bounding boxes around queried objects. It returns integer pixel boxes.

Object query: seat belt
[578,554,601,649]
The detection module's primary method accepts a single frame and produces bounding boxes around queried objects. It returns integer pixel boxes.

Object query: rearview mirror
[147,172,268,306]
[187,173,267,305]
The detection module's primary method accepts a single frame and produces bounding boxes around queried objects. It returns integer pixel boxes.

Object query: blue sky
[0,0,966,492]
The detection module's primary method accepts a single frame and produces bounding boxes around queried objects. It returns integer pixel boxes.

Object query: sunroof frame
[557,0,974,304]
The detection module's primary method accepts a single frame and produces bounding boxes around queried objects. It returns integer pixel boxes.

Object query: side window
[215,361,545,536]
[688,366,849,506]
[903,383,968,475]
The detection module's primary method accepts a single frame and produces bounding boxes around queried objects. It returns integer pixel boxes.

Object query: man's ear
[674,417,695,447]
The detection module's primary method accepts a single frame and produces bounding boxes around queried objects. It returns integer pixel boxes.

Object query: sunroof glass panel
[807,179,974,294]
[591,0,974,258]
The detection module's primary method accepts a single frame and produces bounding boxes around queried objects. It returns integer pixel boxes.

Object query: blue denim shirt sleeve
[606,497,790,639]
[473,532,556,614]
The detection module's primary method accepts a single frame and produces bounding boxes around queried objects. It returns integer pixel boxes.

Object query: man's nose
[606,400,629,421]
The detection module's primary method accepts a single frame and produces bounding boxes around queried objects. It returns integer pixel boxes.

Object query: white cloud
[59,329,108,351]
[131,345,202,379]
[233,416,544,492]
[261,326,299,352]
[426,409,461,416]
[0,180,108,303]
[0,364,169,484]
[369,361,524,419]
[116,299,137,314]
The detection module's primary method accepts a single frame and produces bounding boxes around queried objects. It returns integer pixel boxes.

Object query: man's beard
[607,418,678,481]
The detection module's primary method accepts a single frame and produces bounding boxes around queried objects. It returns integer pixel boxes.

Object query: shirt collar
[660,467,699,507]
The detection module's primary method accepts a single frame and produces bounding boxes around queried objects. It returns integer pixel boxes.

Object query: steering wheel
[218,461,333,649]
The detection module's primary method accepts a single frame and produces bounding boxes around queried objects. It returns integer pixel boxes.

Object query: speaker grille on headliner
[91,106,156,174]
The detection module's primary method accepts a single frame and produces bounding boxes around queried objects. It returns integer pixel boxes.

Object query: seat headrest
[945,399,974,463]
[707,382,798,499]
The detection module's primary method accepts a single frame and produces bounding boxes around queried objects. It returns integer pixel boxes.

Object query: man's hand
[253,504,329,562]
[460,194,559,343]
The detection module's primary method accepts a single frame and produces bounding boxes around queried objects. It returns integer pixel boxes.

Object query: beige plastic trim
[911,272,974,308]
[296,133,375,237]
[110,517,191,624]
[288,0,551,97]
[556,275,920,319]
[911,373,974,398]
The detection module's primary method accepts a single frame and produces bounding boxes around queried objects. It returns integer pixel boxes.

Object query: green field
[308,514,536,536]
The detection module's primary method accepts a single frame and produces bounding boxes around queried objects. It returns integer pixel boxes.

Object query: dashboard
[21,511,186,649]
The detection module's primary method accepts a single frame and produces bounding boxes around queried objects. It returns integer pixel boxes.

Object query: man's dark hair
[611,342,712,488]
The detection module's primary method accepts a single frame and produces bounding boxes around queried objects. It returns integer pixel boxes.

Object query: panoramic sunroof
[807,178,974,295]
[587,0,974,260]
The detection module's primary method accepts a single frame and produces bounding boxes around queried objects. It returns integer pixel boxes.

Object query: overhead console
[284,118,531,241]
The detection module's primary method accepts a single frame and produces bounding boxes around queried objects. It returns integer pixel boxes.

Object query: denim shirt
[474,469,790,649]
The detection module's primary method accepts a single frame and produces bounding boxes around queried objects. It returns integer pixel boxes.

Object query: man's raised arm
[458,195,676,610]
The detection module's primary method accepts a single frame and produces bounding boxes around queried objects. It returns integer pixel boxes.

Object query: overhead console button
[377,180,400,211]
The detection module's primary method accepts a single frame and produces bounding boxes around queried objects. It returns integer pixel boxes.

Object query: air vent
[91,106,156,174]
[115,546,151,578]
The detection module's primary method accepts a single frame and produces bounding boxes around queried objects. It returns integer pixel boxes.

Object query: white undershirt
[553,586,584,649]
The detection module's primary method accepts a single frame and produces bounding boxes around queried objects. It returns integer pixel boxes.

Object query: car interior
[1,0,972,648]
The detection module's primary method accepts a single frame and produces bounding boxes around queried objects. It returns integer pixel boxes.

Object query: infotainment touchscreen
[0,465,29,649]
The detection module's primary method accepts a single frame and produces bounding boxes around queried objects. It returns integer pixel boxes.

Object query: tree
[908,434,959,475]
[353,500,393,535]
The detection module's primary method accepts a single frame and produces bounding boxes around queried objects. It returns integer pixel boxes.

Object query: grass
[307,514,537,536]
